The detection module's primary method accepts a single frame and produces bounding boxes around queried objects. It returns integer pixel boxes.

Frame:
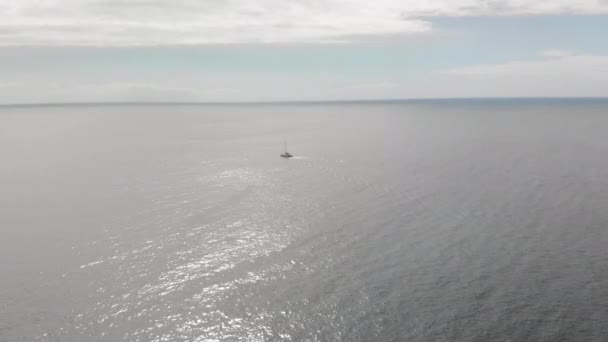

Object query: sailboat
[280,138,293,158]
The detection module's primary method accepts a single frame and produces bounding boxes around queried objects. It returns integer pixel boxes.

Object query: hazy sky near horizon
[1,0,608,103]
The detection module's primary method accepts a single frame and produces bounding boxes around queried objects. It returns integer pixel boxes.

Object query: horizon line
[1,96,608,108]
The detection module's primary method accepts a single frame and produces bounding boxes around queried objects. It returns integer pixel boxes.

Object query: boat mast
[284,138,287,153]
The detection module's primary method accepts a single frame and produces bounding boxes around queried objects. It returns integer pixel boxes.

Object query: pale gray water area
[1,99,608,341]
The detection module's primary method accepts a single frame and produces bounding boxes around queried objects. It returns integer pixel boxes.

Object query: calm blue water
[1,99,608,341]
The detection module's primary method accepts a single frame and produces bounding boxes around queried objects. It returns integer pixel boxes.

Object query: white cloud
[350,81,401,90]
[439,51,608,77]
[0,81,242,103]
[432,52,608,97]
[1,47,607,104]
[539,49,575,59]
[0,0,607,45]
[67,82,205,101]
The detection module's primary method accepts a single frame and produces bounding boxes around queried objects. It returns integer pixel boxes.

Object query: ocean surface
[1,99,608,342]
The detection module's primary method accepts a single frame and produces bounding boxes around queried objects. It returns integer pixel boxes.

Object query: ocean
[1,99,608,341]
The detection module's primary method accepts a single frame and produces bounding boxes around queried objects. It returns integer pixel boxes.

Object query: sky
[1,0,608,103]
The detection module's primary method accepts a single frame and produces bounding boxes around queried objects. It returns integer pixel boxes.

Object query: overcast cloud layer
[1,0,608,45]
